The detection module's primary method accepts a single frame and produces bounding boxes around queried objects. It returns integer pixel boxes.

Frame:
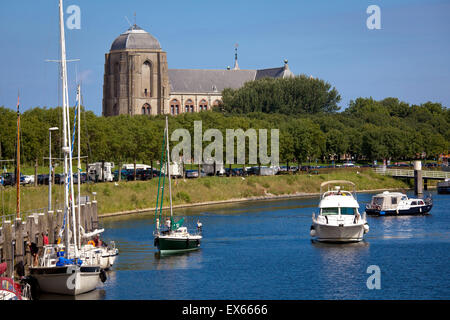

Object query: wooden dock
[0,201,98,278]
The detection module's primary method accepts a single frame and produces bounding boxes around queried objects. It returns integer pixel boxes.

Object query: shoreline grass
[0,168,424,218]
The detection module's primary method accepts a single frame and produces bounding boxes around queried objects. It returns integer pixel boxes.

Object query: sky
[0,0,449,115]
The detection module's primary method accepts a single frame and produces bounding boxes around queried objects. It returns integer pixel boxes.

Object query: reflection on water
[153,250,203,270]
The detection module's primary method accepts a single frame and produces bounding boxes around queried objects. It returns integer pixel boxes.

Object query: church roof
[111,25,161,51]
[168,69,257,93]
[168,63,294,93]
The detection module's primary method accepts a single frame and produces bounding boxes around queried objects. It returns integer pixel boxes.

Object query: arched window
[142,61,152,97]
[170,99,180,115]
[213,100,222,107]
[142,103,151,115]
[185,99,194,113]
[199,99,208,111]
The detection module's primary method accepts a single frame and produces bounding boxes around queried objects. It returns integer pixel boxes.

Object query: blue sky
[0,0,449,115]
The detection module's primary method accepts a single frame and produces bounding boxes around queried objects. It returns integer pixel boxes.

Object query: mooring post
[14,218,24,269]
[47,211,55,244]
[37,213,46,248]
[414,160,423,195]
[80,204,86,234]
[3,221,13,277]
[86,202,92,232]
[56,210,63,243]
[92,201,98,230]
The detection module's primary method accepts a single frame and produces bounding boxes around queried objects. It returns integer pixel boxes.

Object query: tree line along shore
[0,77,448,168]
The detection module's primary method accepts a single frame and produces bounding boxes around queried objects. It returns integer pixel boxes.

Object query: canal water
[46,191,450,300]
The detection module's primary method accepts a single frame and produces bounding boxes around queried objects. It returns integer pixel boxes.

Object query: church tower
[102,25,170,116]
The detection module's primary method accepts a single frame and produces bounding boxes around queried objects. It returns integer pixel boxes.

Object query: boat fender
[363,224,370,233]
[310,226,316,237]
[99,270,107,283]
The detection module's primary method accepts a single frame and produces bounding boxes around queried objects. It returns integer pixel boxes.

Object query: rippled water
[46,191,450,300]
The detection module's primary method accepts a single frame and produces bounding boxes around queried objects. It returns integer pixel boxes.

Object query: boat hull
[155,236,201,254]
[29,266,100,296]
[366,204,432,216]
[437,186,450,194]
[311,222,366,243]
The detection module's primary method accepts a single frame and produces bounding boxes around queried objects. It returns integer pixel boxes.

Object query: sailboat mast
[165,117,173,219]
[16,93,20,219]
[77,84,81,250]
[59,0,72,256]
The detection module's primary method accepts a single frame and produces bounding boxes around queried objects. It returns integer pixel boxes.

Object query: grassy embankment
[0,168,419,217]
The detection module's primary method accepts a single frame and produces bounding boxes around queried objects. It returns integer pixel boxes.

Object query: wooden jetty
[0,201,98,278]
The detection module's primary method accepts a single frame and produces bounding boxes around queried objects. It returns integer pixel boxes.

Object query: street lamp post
[49,127,59,211]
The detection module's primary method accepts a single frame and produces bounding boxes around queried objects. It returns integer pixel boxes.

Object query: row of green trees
[0,77,448,167]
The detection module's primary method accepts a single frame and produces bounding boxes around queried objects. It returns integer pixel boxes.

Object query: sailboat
[75,84,118,270]
[0,96,32,301]
[153,117,203,254]
[28,0,101,296]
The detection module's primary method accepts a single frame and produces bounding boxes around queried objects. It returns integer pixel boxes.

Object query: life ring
[88,240,95,246]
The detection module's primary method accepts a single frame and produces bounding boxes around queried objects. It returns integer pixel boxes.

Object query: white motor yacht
[311,181,369,243]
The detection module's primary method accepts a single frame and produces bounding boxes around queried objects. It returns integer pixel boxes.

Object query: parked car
[54,173,66,185]
[185,170,199,179]
[22,175,34,185]
[73,172,87,184]
[2,173,17,186]
[38,174,50,185]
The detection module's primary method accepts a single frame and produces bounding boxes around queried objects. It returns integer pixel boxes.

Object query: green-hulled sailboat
[153,117,202,254]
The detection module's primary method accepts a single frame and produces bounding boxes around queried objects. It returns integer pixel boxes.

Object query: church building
[102,25,294,117]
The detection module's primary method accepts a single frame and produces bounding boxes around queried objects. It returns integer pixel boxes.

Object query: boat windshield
[372,197,384,206]
[340,207,356,215]
[321,207,339,216]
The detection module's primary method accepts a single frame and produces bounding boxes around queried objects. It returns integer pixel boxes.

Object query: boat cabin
[370,191,409,210]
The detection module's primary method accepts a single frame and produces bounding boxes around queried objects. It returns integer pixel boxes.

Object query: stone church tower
[102,25,170,116]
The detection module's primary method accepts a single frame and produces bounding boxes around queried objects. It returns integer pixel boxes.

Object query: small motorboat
[437,179,450,194]
[365,191,432,216]
[311,180,369,243]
